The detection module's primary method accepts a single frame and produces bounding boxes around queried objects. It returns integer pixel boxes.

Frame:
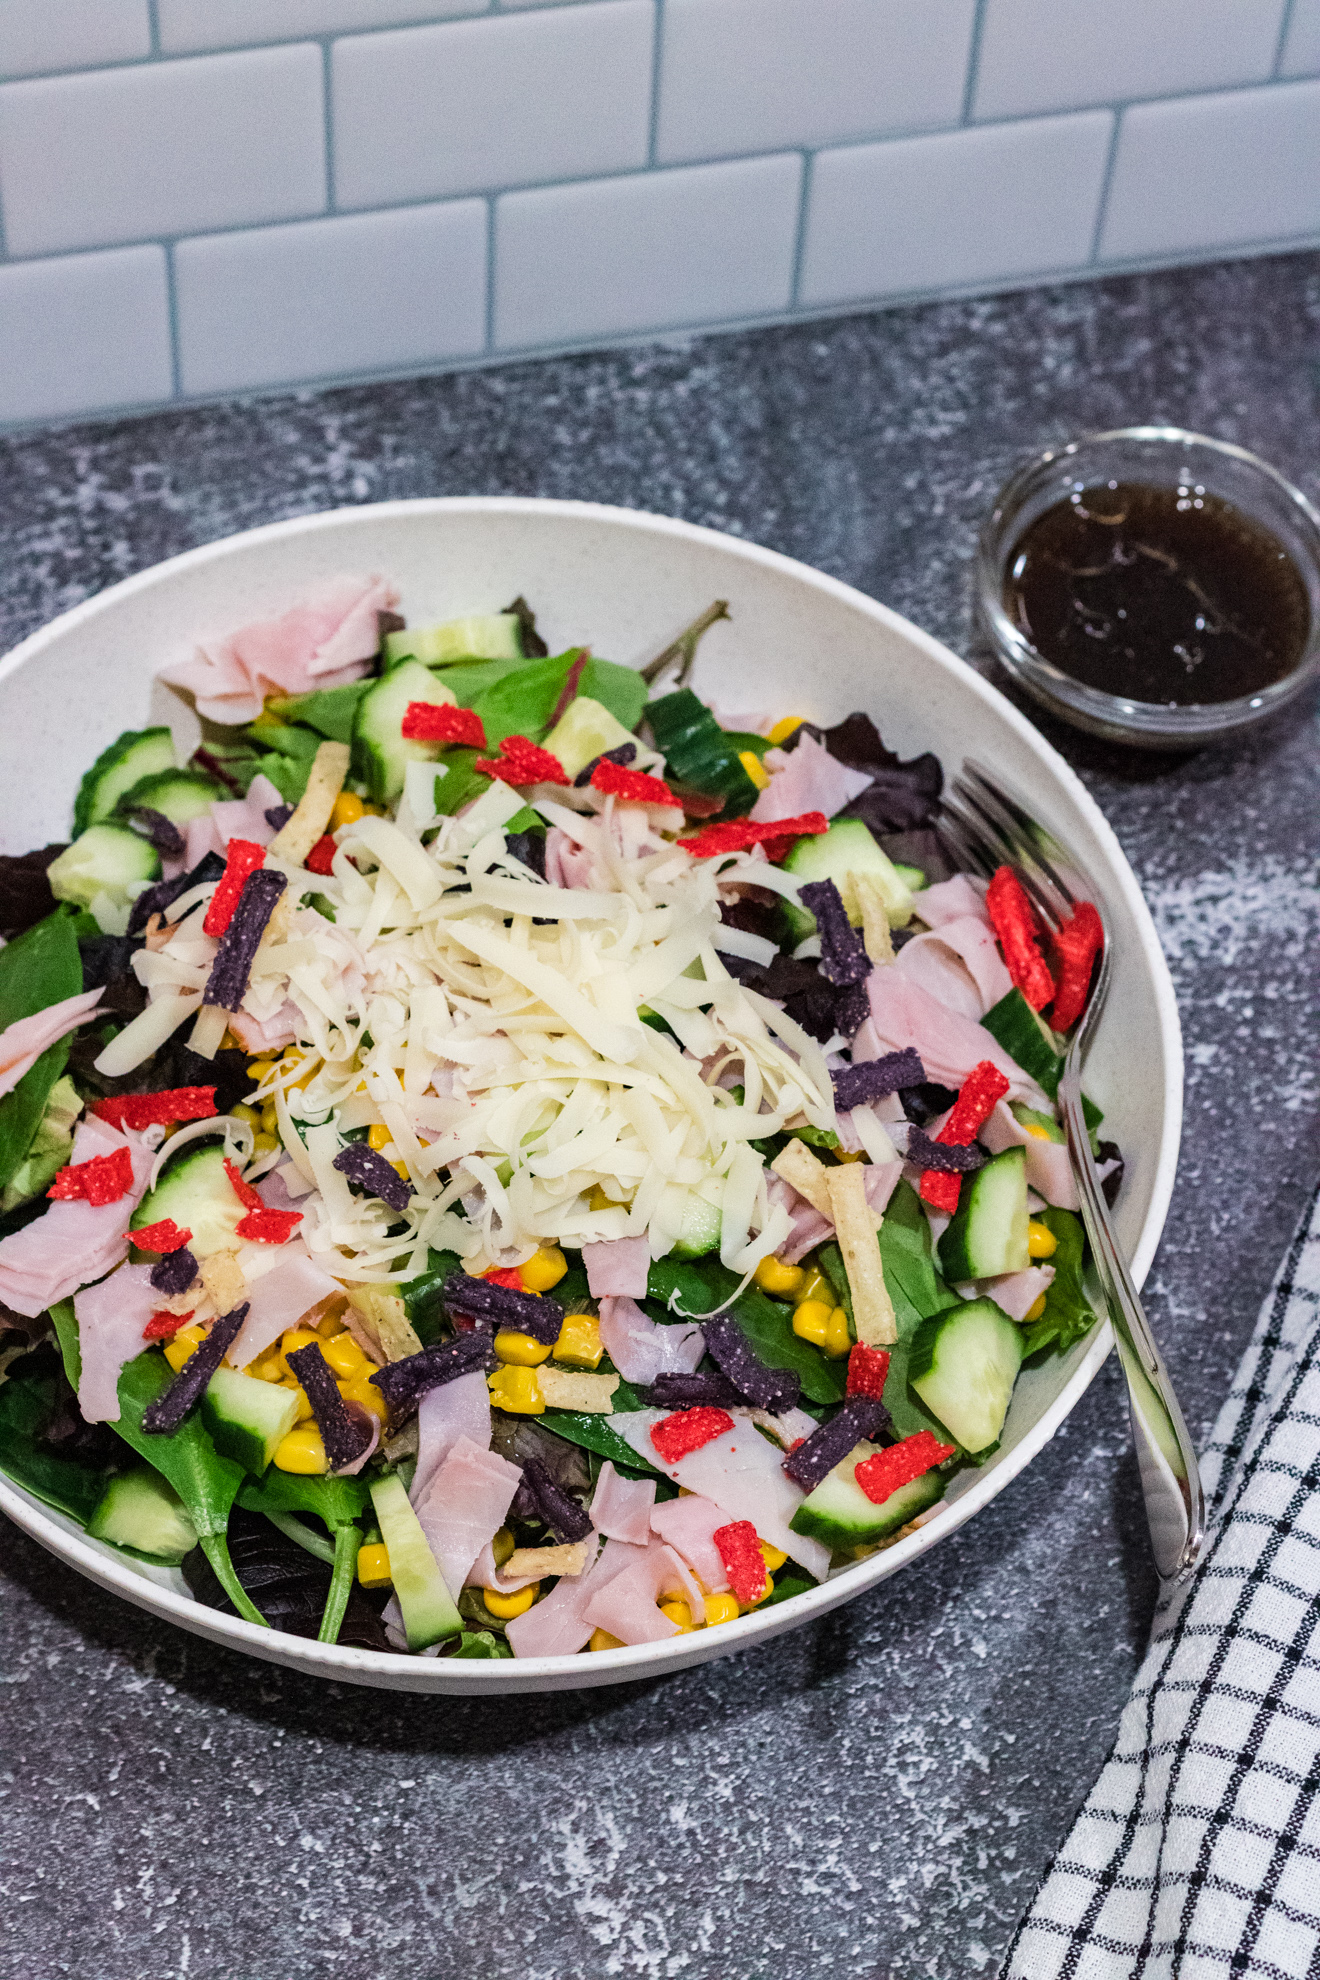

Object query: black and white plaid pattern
[1004,1181,1320,1980]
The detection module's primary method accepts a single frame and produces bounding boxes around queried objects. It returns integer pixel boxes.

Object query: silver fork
[941,761,1206,1584]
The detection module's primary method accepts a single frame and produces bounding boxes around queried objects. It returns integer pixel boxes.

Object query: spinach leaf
[265,680,372,746]
[469,650,647,747]
[765,1566,815,1608]
[877,1180,961,1336]
[543,1377,657,1472]
[0,1367,111,1524]
[0,1036,71,1194]
[1021,1209,1098,1359]
[431,747,490,820]
[450,1628,514,1660]
[0,909,83,1191]
[646,1255,847,1405]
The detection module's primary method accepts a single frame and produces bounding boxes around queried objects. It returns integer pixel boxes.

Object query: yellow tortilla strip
[851,872,895,966]
[825,1161,896,1346]
[536,1366,618,1413]
[269,739,351,868]
[770,1138,834,1219]
[346,1285,423,1361]
[502,1541,590,1580]
[200,1248,246,1317]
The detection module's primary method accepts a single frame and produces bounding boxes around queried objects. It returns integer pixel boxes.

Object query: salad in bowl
[0,571,1114,1666]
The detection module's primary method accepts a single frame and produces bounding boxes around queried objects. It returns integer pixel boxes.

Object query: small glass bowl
[975,426,1320,748]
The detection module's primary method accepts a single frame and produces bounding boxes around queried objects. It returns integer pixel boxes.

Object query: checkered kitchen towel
[1004,1180,1320,1980]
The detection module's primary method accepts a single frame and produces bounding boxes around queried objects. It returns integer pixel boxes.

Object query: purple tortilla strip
[149,1245,199,1296]
[369,1329,498,1419]
[833,980,871,1039]
[442,1271,564,1345]
[797,879,870,987]
[141,1304,249,1434]
[128,807,186,860]
[574,741,637,788]
[264,804,294,832]
[128,848,226,938]
[645,1370,743,1410]
[702,1314,800,1414]
[286,1341,374,1472]
[831,1048,925,1111]
[517,1455,593,1542]
[781,1395,888,1491]
[905,1127,988,1174]
[332,1142,414,1214]
[202,867,287,1010]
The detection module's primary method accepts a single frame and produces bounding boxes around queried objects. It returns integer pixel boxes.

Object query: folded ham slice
[0,987,104,1101]
[225,1250,345,1367]
[0,1117,152,1318]
[74,1262,158,1422]
[410,1370,492,1507]
[894,915,1012,1021]
[597,1297,704,1385]
[911,873,989,930]
[582,1236,650,1300]
[981,1101,1080,1211]
[504,1534,638,1659]
[413,1433,521,1602]
[749,732,872,824]
[765,1169,834,1265]
[984,1263,1056,1321]
[649,1493,732,1592]
[590,1459,656,1545]
[866,968,1048,1109]
[581,1537,706,1646]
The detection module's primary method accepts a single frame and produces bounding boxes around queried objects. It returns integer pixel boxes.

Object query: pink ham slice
[911,874,990,930]
[984,1264,1056,1320]
[504,1536,636,1658]
[0,1117,152,1318]
[210,772,287,850]
[225,1251,345,1367]
[74,1262,159,1422]
[160,575,400,725]
[597,1297,704,1385]
[227,1000,301,1055]
[766,1169,834,1265]
[894,915,1012,1020]
[614,1409,830,1581]
[749,732,872,823]
[866,968,1048,1108]
[181,812,225,871]
[649,1493,732,1592]
[410,1371,492,1507]
[543,825,600,892]
[981,1101,1080,1211]
[581,1538,706,1646]
[413,1433,522,1602]
[582,1236,650,1300]
[589,1459,656,1545]
[0,988,104,1101]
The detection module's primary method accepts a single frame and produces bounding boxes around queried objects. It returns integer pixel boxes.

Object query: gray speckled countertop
[2,252,1319,1980]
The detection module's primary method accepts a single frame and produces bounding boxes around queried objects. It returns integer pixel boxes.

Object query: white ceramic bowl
[0,498,1182,1694]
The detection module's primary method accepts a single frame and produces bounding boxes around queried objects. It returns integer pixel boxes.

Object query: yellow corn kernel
[487,1364,545,1414]
[259,1102,279,1136]
[249,1349,286,1384]
[367,1122,392,1153]
[703,1591,740,1627]
[483,1583,538,1620]
[278,1051,318,1091]
[767,715,805,746]
[230,1101,262,1131]
[282,1379,315,1424]
[1023,1122,1053,1142]
[321,1329,370,1379]
[659,1598,697,1633]
[247,1053,276,1073]
[1024,1292,1048,1323]
[823,1307,852,1358]
[738,750,770,792]
[341,1374,388,1425]
[277,1326,321,1378]
[330,790,367,830]
[520,1244,568,1293]
[391,1160,409,1183]
[252,1132,280,1156]
[357,1542,391,1589]
[759,1540,788,1572]
[588,1181,627,1211]
[273,1424,328,1473]
[162,1322,207,1372]
[553,1311,603,1370]
[589,1627,624,1652]
[753,1255,805,1298]
[494,1329,552,1367]
[791,1298,835,1348]
[1027,1218,1058,1259]
[833,1147,865,1164]
[793,1268,831,1308]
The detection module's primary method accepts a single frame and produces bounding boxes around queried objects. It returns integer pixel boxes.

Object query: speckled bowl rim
[0,496,1182,1694]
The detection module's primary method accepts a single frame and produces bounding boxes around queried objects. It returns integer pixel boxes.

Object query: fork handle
[1059,1068,1207,1583]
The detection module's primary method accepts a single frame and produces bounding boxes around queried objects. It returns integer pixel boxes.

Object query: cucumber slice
[74,727,176,833]
[908,1295,1024,1453]
[88,1464,199,1563]
[937,1146,1029,1282]
[790,1441,946,1548]
[670,1188,722,1260]
[542,695,637,779]
[351,658,459,806]
[646,688,761,814]
[783,817,916,938]
[369,1473,462,1649]
[982,988,1064,1099]
[47,824,161,915]
[1011,1102,1064,1145]
[201,1366,300,1474]
[892,862,926,893]
[383,614,524,669]
[118,768,226,827]
[131,1141,246,1260]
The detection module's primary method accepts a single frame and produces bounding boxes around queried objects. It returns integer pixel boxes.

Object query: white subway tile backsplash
[655,0,975,163]
[800,112,1113,308]
[0,0,151,79]
[973,0,1285,121]
[332,3,652,209]
[159,1,485,53]
[0,47,326,257]
[175,200,487,394]
[1281,0,1320,77]
[0,245,172,421]
[495,152,802,346]
[1100,79,1320,261]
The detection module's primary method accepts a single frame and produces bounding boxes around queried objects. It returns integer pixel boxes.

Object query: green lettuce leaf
[645,1255,847,1405]
[1021,1209,1098,1358]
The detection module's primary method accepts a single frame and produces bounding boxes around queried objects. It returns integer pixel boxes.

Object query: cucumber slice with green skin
[542,695,637,778]
[201,1367,300,1474]
[790,1442,946,1548]
[783,817,916,939]
[670,1190,722,1260]
[982,987,1064,1098]
[88,1464,199,1563]
[383,614,524,669]
[74,727,176,833]
[1011,1101,1065,1145]
[131,1141,246,1260]
[47,824,161,913]
[908,1296,1024,1453]
[938,1146,1029,1282]
[892,862,926,893]
[369,1472,462,1649]
[118,768,226,827]
[351,658,459,805]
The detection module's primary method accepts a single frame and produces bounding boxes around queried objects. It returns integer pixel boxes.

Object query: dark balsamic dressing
[1004,481,1309,705]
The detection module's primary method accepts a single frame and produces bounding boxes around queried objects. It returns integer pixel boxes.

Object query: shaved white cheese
[711,924,778,967]
[457,780,526,837]
[349,816,443,912]
[187,1003,230,1060]
[93,990,202,1077]
[849,1104,898,1166]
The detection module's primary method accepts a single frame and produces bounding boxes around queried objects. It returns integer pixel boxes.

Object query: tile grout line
[485,197,497,354]
[787,152,812,310]
[961,0,990,123]
[321,39,337,213]
[647,0,665,168]
[1088,107,1125,265]
[147,0,162,59]
[1274,0,1298,76]
[163,240,183,401]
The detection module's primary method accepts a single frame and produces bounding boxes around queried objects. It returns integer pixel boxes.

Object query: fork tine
[960,764,1080,916]
[940,784,1060,933]
[935,804,996,882]
[950,783,1069,930]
